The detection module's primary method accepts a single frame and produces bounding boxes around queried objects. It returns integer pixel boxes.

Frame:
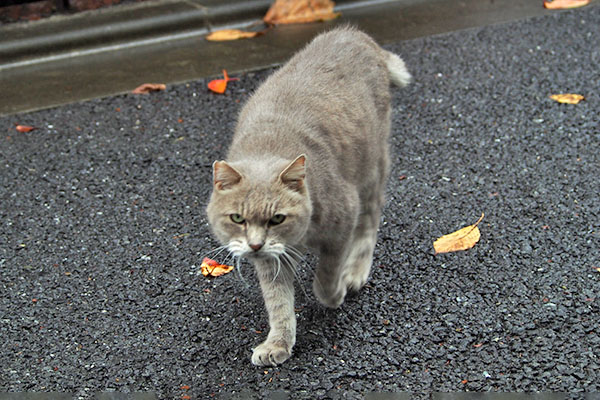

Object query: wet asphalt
[1,4,599,400]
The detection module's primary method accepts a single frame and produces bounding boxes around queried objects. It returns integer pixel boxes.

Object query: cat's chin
[243,251,278,261]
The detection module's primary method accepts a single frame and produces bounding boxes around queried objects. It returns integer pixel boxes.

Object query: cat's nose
[249,243,263,252]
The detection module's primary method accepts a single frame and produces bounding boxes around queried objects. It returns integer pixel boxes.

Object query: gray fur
[206,26,411,366]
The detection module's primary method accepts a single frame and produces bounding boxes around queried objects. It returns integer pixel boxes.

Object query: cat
[206,26,411,366]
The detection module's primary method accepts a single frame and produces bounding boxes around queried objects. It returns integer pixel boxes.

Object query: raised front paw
[313,279,346,309]
[251,340,292,366]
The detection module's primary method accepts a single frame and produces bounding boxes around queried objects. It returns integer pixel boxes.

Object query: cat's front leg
[251,258,296,366]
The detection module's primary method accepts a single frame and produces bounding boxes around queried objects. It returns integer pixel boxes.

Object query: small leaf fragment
[543,0,590,9]
[208,69,239,94]
[16,125,36,133]
[206,29,262,41]
[132,83,166,94]
[549,93,584,104]
[201,257,234,277]
[433,213,484,255]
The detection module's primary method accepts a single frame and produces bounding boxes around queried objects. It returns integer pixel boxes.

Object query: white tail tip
[386,51,412,87]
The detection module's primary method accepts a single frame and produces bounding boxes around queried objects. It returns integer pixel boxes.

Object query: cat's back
[230,27,393,163]
[250,26,390,113]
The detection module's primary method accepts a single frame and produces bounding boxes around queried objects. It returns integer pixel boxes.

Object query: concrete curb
[0,0,396,68]
[2,0,583,116]
[0,0,272,65]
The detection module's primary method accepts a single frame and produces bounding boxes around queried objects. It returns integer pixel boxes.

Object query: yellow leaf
[264,0,340,25]
[543,0,590,9]
[201,257,234,277]
[433,213,484,255]
[206,29,262,42]
[549,93,585,104]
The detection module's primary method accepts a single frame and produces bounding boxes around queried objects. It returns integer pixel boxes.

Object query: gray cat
[206,26,411,366]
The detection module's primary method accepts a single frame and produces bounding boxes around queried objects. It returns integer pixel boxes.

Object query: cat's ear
[279,154,306,193]
[213,161,242,191]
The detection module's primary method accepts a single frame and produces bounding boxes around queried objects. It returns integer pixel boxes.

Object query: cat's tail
[384,50,412,87]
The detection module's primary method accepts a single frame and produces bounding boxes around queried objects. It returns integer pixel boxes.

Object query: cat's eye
[230,214,245,224]
[269,214,286,226]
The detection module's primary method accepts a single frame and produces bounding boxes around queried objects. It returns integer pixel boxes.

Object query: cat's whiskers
[203,244,230,261]
[279,249,309,299]
[218,240,249,287]
[284,245,306,263]
[283,247,327,301]
[272,256,282,284]
[285,246,321,291]
[235,257,249,288]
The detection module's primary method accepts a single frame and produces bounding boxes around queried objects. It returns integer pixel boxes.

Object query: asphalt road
[1,5,599,399]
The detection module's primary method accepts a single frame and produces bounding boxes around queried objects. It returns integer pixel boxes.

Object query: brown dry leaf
[206,29,263,41]
[132,83,166,94]
[433,213,484,255]
[264,0,340,25]
[543,0,590,9]
[549,93,585,104]
[201,257,234,277]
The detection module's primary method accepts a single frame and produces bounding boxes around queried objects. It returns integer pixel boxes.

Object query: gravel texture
[1,5,599,399]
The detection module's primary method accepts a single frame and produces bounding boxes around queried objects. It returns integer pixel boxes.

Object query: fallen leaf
[549,93,584,104]
[201,257,234,277]
[433,213,484,255]
[264,0,340,25]
[132,83,166,94]
[543,0,590,9]
[206,29,263,41]
[208,70,239,94]
[16,125,36,133]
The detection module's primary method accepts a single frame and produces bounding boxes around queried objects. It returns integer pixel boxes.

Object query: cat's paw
[313,280,346,309]
[251,340,292,366]
[342,266,370,292]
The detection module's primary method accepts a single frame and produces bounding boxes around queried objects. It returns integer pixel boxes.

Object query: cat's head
[206,155,312,260]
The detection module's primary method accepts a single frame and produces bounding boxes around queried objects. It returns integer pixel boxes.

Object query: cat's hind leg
[342,176,386,292]
[342,208,380,292]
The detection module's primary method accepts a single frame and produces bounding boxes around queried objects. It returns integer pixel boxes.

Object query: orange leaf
[16,125,35,133]
[201,257,234,277]
[543,0,589,9]
[132,83,166,94]
[207,69,239,94]
[264,0,340,25]
[549,93,584,104]
[206,29,262,41]
[433,213,484,255]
